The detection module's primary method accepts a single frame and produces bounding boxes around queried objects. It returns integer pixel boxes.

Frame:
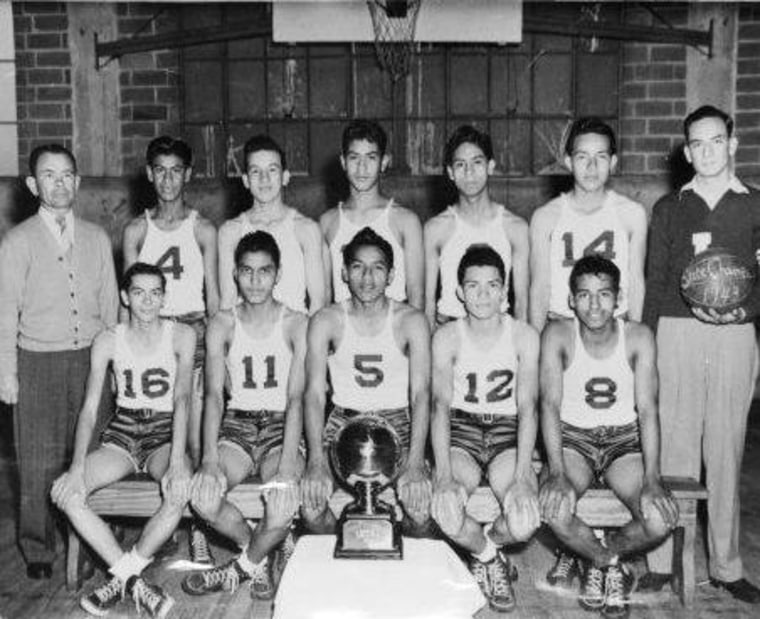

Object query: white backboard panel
[273,0,523,44]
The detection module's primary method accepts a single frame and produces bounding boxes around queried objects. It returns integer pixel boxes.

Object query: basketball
[680,248,756,312]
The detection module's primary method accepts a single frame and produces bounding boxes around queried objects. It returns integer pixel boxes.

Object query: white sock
[109,547,152,583]
[236,548,265,576]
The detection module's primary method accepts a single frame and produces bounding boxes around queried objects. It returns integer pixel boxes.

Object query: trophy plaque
[330,415,404,560]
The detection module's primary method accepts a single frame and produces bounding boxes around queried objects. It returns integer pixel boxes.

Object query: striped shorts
[561,420,641,478]
[450,409,518,469]
[100,407,173,471]
[219,409,286,471]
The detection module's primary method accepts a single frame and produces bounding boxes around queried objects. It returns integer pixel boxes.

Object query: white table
[273,535,486,619]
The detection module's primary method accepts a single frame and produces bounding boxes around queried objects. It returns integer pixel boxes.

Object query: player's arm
[395,207,425,310]
[297,217,329,313]
[401,308,432,471]
[630,323,679,527]
[624,203,648,322]
[528,206,554,331]
[537,321,576,520]
[512,321,540,484]
[423,216,445,325]
[506,214,530,322]
[217,221,238,311]
[642,197,671,332]
[50,330,114,508]
[430,325,456,484]
[196,216,220,317]
[0,235,27,405]
[277,312,308,480]
[96,230,119,328]
[319,209,338,302]
[120,218,147,322]
[301,309,336,510]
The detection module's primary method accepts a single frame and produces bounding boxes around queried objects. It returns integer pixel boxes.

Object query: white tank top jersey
[329,200,406,303]
[548,191,631,318]
[328,301,409,411]
[451,316,518,417]
[239,208,307,313]
[137,209,205,316]
[114,321,176,412]
[225,307,292,412]
[560,319,637,429]
[437,206,512,318]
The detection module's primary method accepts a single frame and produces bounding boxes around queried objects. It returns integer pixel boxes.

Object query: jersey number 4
[156,246,184,280]
[561,231,616,267]
[464,369,514,404]
[242,355,278,389]
[122,368,171,399]
[584,377,617,409]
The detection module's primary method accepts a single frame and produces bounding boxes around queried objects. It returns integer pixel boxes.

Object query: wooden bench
[66,475,706,607]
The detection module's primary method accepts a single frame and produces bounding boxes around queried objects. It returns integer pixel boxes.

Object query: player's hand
[300,460,332,514]
[51,467,87,510]
[263,479,300,530]
[503,476,541,538]
[190,462,227,515]
[640,478,679,530]
[538,471,576,524]
[431,476,467,538]
[691,306,746,325]
[0,373,18,406]
[398,463,432,518]
[162,463,192,507]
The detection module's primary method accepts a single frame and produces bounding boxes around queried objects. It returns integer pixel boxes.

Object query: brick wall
[618,4,688,175]
[736,4,760,178]
[117,2,180,173]
[14,2,72,171]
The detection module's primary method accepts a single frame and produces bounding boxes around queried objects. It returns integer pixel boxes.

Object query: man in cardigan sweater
[641,106,760,604]
[0,144,118,579]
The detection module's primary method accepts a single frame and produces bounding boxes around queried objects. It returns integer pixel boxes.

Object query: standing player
[431,245,540,613]
[122,136,219,564]
[0,144,118,579]
[529,117,647,332]
[540,256,678,618]
[320,119,424,308]
[641,105,760,603]
[181,231,306,600]
[424,125,529,325]
[51,263,195,618]
[301,227,431,534]
[218,135,328,314]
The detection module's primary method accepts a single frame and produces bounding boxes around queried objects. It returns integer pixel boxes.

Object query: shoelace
[251,562,271,591]
[204,563,243,593]
[471,560,489,588]
[605,567,625,602]
[191,528,212,563]
[94,577,123,603]
[132,579,163,614]
[487,559,510,596]
[552,554,575,579]
[585,567,605,596]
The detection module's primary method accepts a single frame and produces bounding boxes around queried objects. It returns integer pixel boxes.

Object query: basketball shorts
[219,409,286,472]
[323,405,411,453]
[450,409,518,470]
[171,311,206,370]
[100,407,173,471]
[561,420,641,479]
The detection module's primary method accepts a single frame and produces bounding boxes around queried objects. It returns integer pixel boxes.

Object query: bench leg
[670,524,696,608]
[66,526,82,592]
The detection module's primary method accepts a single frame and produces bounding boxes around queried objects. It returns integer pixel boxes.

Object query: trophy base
[334,513,403,560]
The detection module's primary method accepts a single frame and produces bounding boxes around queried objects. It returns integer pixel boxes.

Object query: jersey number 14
[561,231,616,267]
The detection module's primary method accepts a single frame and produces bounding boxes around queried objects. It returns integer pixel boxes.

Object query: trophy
[330,415,404,560]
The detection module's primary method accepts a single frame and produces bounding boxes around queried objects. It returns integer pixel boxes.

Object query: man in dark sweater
[0,144,118,579]
[641,105,760,603]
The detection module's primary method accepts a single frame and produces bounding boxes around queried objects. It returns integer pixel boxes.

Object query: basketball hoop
[367,0,422,82]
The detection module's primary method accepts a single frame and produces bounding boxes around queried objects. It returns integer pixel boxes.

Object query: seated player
[529,117,647,332]
[320,119,424,308]
[218,134,328,314]
[122,135,220,564]
[51,263,196,618]
[301,227,432,534]
[424,125,529,325]
[431,245,540,613]
[182,231,306,599]
[539,256,679,618]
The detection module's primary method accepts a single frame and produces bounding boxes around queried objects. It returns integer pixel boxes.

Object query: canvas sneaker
[250,557,274,600]
[469,556,490,599]
[546,550,579,589]
[603,563,636,618]
[579,562,606,611]
[80,575,125,616]
[182,558,251,595]
[127,576,175,619]
[485,554,516,612]
[189,524,214,566]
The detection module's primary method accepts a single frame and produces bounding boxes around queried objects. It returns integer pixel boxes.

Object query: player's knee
[640,503,671,541]
[506,511,538,543]
[543,500,573,533]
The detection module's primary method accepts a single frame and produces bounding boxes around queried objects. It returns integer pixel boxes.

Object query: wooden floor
[1,407,760,618]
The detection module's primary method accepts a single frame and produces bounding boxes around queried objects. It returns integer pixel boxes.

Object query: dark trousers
[14,347,111,565]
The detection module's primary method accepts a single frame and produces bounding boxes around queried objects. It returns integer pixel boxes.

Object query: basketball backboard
[272,0,523,44]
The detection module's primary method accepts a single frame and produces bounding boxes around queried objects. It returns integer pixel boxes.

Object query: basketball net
[367,0,422,82]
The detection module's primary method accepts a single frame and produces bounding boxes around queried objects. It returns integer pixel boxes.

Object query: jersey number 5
[122,368,171,399]
[354,354,384,388]
[561,231,616,267]
[156,246,184,280]
[584,377,617,409]
[464,369,514,404]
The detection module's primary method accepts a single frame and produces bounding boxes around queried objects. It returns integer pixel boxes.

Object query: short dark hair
[243,135,287,171]
[457,244,505,285]
[444,125,494,168]
[121,262,166,293]
[565,117,617,157]
[683,105,734,140]
[234,231,281,270]
[342,227,394,271]
[569,255,620,294]
[342,119,388,158]
[146,136,193,167]
[29,144,77,176]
